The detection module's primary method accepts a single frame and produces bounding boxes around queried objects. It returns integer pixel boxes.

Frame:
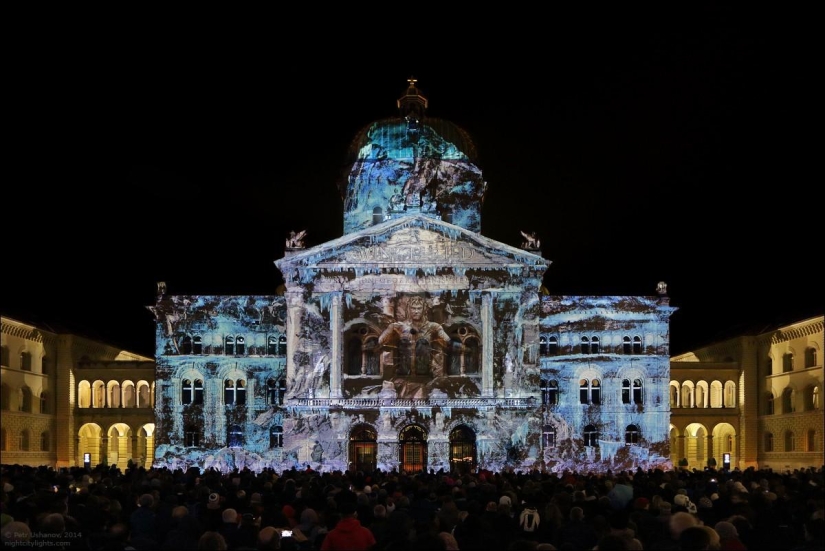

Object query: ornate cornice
[761,318,825,345]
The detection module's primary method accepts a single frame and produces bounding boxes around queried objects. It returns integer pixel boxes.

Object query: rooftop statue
[520,230,541,250]
[286,230,307,249]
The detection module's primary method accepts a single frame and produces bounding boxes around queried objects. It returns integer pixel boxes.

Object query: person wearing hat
[200,492,225,531]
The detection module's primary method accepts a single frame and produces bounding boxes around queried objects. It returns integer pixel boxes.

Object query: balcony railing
[290,397,537,408]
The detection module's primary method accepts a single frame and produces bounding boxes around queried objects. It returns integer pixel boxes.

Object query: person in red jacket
[320,501,376,551]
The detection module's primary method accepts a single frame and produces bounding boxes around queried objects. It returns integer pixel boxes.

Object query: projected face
[408,298,425,322]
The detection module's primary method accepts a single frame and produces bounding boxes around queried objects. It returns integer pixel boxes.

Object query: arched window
[40,431,50,451]
[764,432,773,452]
[710,381,723,408]
[193,336,203,355]
[270,426,283,448]
[681,384,694,408]
[236,336,245,355]
[278,336,287,356]
[0,428,6,451]
[349,425,377,472]
[724,381,736,408]
[225,336,235,355]
[449,425,477,471]
[19,387,32,413]
[784,430,795,451]
[540,336,548,356]
[236,380,246,405]
[548,336,558,356]
[266,379,278,405]
[782,388,794,414]
[137,383,150,408]
[372,206,384,225]
[225,379,246,406]
[464,338,480,374]
[591,336,600,354]
[194,379,204,404]
[541,380,559,406]
[542,424,556,448]
[633,336,642,354]
[807,429,816,452]
[77,381,91,409]
[803,385,818,411]
[41,356,51,375]
[181,336,192,355]
[632,379,643,405]
[670,383,679,408]
[225,380,235,405]
[93,381,106,408]
[278,378,286,404]
[123,383,136,408]
[21,352,32,371]
[580,379,601,405]
[182,379,193,404]
[20,429,30,451]
[399,425,428,473]
[185,425,200,447]
[0,384,10,411]
[583,424,599,447]
[228,424,243,447]
[805,347,817,368]
[623,336,632,355]
[813,386,821,410]
[581,337,590,355]
[0,346,8,366]
[39,392,48,415]
[783,353,794,373]
[347,337,362,375]
[765,393,774,415]
[625,424,640,445]
[268,336,278,355]
[622,379,643,405]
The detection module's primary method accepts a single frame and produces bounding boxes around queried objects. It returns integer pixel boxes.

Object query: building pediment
[275,214,549,277]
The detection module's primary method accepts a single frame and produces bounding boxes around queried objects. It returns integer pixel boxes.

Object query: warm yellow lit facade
[670,315,824,471]
[0,316,155,469]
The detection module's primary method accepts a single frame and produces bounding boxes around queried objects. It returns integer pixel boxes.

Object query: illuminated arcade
[149,79,676,474]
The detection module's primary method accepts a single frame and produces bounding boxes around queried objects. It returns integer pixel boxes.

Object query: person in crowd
[320,501,376,551]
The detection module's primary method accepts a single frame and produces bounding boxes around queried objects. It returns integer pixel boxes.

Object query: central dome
[338,79,487,235]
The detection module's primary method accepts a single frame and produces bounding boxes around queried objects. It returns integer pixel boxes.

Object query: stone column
[285,291,305,384]
[482,293,494,397]
[330,292,343,399]
[706,434,714,466]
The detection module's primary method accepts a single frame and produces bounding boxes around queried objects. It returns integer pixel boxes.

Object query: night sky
[4,15,819,358]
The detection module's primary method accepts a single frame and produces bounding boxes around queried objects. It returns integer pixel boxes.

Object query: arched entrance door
[349,425,377,472]
[399,425,427,473]
[449,425,477,473]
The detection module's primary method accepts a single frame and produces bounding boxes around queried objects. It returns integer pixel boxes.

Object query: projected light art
[149,79,675,474]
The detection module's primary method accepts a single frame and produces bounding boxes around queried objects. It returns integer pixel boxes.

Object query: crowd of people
[1,461,823,550]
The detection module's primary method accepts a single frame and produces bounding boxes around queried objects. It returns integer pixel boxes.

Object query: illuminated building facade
[148,81,676,474]
[670,315,824,471]
[0,316,155,469]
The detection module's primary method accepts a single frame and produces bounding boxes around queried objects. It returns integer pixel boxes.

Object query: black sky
[4,12,820,358]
